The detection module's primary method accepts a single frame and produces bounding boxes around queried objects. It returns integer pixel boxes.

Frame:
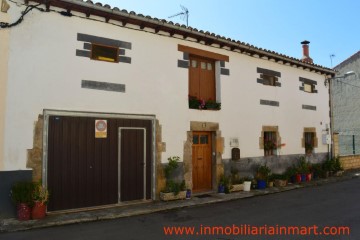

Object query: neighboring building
[0,0,335,214]
[332,51,360,169]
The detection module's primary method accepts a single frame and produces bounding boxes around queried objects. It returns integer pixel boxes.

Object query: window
[91,44,119,63]
[264,131,277,156]
[257,67,281,87]
[188,55,221,110]
[304,83,315,93]
[261,74,278,86]
[304,132,315,154]
[299,77,317,93]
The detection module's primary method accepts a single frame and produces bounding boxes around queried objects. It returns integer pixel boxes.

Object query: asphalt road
[1,178,359,240]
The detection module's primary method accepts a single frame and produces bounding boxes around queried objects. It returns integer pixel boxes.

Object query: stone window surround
[257,67,282,87]
[301,127,318,148]
[259,126,282,150]
[299,77,318,93]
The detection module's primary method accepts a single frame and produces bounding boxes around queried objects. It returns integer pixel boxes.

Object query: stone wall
[339,155,360,170]
[26,115,43,181]
[333,52,360,155]
[224,153,328,177]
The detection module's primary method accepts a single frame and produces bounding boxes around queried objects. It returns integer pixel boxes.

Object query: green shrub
[11,181,34,205]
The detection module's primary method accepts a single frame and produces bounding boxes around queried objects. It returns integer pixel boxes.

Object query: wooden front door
[192,131,212,192]
[119,128,146,202]
[189,56,215,101]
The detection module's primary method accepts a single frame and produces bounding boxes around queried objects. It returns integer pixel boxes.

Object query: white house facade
[0,0,335,213]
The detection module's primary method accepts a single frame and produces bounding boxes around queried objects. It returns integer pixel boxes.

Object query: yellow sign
[95,120,107,138]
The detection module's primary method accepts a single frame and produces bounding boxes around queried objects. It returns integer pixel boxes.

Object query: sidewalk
[1,170,359,233]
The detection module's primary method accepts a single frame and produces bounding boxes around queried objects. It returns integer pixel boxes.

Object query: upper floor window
[257,67,281,87]
[178,44,229,111]
[91,44,119,63]
[299,77,317,93]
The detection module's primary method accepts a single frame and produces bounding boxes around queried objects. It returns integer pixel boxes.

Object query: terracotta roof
[333,51,360,70]
[26,0,335,76]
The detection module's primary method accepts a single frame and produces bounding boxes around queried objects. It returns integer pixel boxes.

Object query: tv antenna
[168,5,189,27]
[330,54,335,67]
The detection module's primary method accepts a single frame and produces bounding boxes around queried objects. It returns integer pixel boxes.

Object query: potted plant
[243,177,252,192]
[11,181,34,221]
[32,181,49,219]
[285,165,300,183]
[267,174,275,187]
[256,164,271,189]
[218,174,230,194]
[160,156,186,201]
[298,157,311,182]
[272,173,288,187]
[229,167,244,192]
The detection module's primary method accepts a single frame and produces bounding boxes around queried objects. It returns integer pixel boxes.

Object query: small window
[264,131,277,156]
[201,62,206,70]
[200,135,208,144]
[261,74,278,86]
[191,60,197,68]
[91,44,118,63]
[304,83,314,93]
[193,135,199,144]
[207,63,212,70]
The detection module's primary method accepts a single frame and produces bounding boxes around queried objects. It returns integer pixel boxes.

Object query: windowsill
[188,97,221,111]
[189,108,221,111]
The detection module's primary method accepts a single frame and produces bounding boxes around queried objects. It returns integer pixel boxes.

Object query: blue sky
[97,0,359,68]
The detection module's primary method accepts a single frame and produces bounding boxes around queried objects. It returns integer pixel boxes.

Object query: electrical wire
[333,78,360,89]
[0,2,44,28]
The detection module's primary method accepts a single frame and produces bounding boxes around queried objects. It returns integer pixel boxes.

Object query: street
[1,178,359,240]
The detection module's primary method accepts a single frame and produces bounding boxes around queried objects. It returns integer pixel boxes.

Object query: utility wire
[333,78,360,89]
[0,2,44,28]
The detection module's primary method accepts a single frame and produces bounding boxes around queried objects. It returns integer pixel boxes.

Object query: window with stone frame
[304,132,315,154]
[264,131,277,156]
[299,77,318,93]
[91,44,119,63]
[257,67,281,87]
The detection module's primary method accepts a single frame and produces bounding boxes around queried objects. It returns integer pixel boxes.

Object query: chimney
[301,40,313,64]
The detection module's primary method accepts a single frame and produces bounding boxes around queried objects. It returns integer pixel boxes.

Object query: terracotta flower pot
[32,201,47,219]
[17,203,31,221]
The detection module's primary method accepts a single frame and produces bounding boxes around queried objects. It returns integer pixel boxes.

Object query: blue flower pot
[301,174,306,182]
[218,185,225,193]
[257,180,266,189]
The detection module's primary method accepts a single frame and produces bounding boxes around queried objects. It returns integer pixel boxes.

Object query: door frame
[118,127,147,202]
[192,131,213,192]
[42,109,157,208]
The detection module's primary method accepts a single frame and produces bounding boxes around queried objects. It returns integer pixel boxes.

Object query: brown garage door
[47,115,152,211]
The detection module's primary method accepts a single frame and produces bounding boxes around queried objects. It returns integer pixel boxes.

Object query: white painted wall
[0,7,10,170]
[3,2,330,170]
